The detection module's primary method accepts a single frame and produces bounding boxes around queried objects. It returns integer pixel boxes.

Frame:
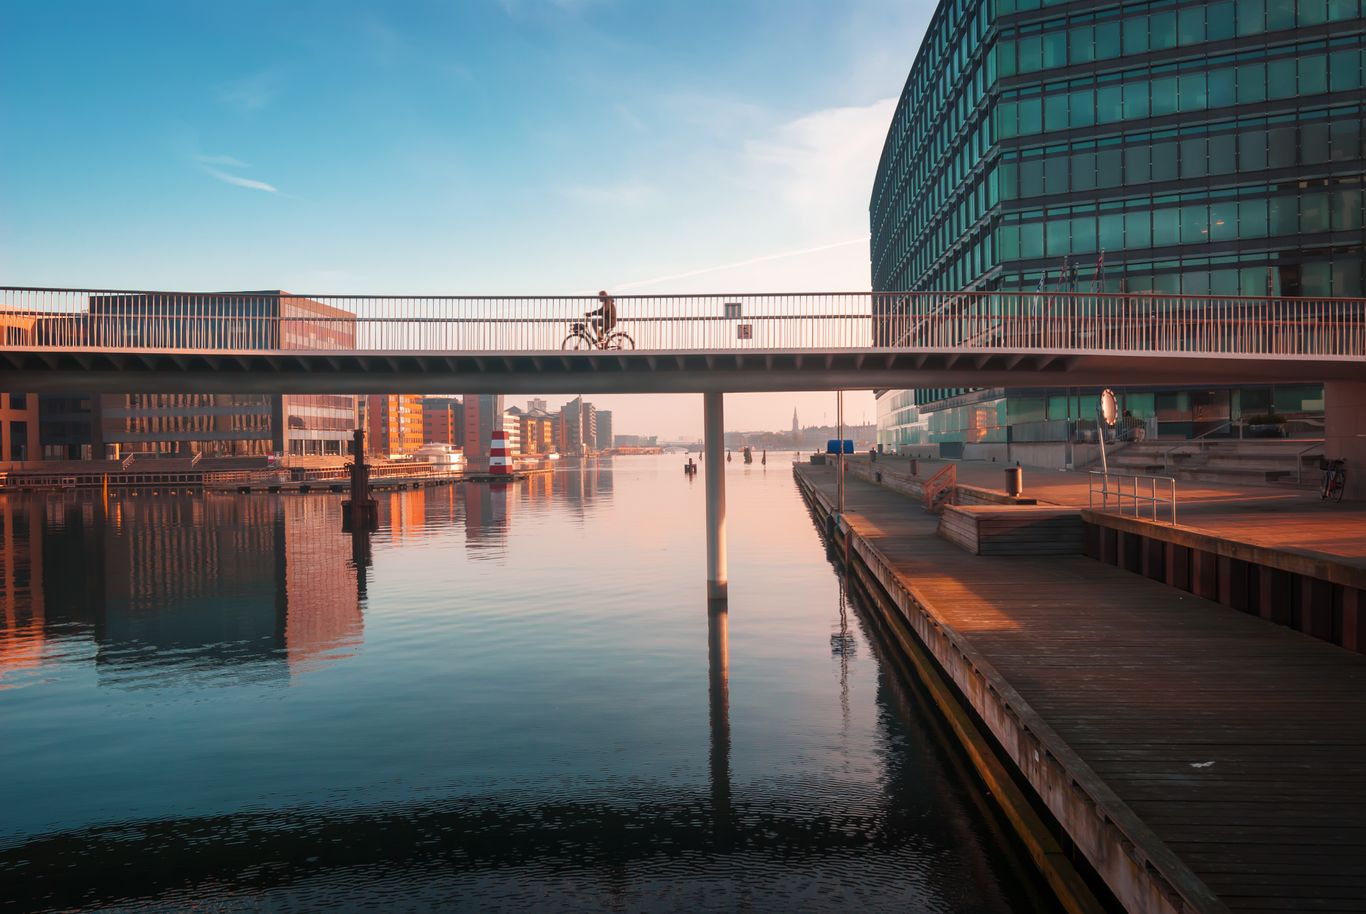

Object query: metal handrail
[1162,419,1233,469]
[1088,470,1177,525]
[0,289,1361,357]
[1295,441,1327,485]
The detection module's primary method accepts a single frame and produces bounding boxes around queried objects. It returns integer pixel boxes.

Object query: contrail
[611,236,869,292]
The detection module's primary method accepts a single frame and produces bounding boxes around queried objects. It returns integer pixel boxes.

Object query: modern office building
[0,394,40,463]
[422,397,464,447]
[83,293,358,458]
[595,410,614,452]
[871,1,1366,457]
[559,397,597,456]
[364,395,424,458]
[463,394,506,468]
[517,402,557,455]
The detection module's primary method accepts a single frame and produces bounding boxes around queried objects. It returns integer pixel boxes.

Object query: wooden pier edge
[796,467,1230,914]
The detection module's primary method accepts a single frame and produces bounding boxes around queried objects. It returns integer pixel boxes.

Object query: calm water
[0,455,1052,912]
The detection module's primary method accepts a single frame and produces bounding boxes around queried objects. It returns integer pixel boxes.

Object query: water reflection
[0,457,1051,913]
[0,493,362,688]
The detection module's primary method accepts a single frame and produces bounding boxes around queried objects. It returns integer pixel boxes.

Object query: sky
[0,0,934,438]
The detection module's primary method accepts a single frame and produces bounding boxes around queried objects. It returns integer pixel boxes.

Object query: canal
[0,455,1055,912]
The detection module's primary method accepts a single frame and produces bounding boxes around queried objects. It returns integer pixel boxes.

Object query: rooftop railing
[0,288,1361,358]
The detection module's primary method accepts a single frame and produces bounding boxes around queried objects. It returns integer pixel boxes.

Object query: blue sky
[1,0,932,435]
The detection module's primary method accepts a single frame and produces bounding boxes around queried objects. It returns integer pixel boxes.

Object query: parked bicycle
[1319,457,1346,503]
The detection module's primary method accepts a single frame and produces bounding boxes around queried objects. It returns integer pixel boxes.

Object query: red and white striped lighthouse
[489,429,512,475]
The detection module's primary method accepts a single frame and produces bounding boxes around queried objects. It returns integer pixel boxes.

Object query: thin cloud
[194,155,278,193]
[195,154,249,168]
[217,70,279,112]
[561,180,655,207]
[613,237,870,291]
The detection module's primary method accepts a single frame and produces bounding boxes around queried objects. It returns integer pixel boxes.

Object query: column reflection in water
[707,601,732,850]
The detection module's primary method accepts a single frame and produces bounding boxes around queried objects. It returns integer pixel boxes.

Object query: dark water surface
[0,455,1052,912]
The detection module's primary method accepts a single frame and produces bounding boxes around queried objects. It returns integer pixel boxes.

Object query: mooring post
[704,391,727,603]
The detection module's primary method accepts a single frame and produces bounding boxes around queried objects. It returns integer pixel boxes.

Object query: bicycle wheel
[604,331,635,350]
[1334,470,1346,503]
[562,332,593,351]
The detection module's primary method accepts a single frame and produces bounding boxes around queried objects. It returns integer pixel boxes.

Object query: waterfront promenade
[885,456,1366,570]
[795,463,1366,914]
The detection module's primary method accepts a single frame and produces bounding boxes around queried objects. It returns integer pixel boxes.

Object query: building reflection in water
[0,492,362,687]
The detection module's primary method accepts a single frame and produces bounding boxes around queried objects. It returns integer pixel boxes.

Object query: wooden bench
[939,504,1084,556]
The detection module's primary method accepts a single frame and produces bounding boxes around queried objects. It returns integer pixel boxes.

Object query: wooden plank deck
[796,464,1366,914]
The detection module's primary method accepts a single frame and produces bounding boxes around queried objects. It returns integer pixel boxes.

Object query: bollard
[910,458,918,476]
[1005,465,1023,498]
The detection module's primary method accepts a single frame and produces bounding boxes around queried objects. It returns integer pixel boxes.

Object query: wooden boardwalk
[796,464,1366,914]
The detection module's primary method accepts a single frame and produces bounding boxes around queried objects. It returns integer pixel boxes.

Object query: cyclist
[586,290,617,345]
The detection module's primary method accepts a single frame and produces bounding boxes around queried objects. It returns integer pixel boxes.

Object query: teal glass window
[1239,128,1268,169]
[1238,62,1267,103]
[1150,11,1178,49]
[1209,205,1237,242]
[1209,134,1237,175]
[1333,189,1363,230]
[1182,271,1210,295]
[997,39,1017,78]
[1020,158,1044,194]
[1299,54,1327,95]
[1071,216,1097,253]
[1208,1,1237,39]
[1094,20,1121,58]
[1208,68,1236,108]
[1019,97,1043,134]
[1302,122,1331,163]
[1178,72,1207,112]
[998,224,1021,260]
[1045,92,1069,131]
[1299,0,1328,24]
[1045,218,1070,255]
[1099,212,1124,250]
[1123,80,1150,119]
[1070,25,1094,64]
[1268,126,1296,167]
[1267,0,1296,29]
[1073,151,1097,190]
[1096,84,1123,123]
[1180,137,1209,177]
[1270,196,1299,235]
[1328,0,1359,20]
[1153,207,1180,246]
[1178,6,1206,44]
[1267,58,1296,99]
[1096,148,1123,187]
[1042,30,1067,68]
[998,101,1019,139]
[1302,262,1332,296]
[1045,154,1068,192]
[1124,144,1151,181]
[1123,15,1148,54]
[1237,0,1266,34]
[1151,76,1179,116]
[1070,89,1094,127]
[1000,162,1020,200]
[1210,269,1241,295]
[1181,204,1210,243]
[1020,222,1045,258]
[1330,48,1362,90]
[1018,34,1042,72]
[1331,120,1361,161]
[1301,192,1330,232]
[1152,141,1179,180]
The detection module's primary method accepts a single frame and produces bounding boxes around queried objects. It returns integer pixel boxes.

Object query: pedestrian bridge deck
[795,463,1366,914]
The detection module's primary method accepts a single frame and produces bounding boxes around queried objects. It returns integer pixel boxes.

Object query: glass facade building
[871,0,1366,451]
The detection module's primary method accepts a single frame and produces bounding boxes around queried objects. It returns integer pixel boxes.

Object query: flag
[1092,249,1106,293]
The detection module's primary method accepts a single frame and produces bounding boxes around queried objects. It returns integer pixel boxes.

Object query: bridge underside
[2,348,1360,394]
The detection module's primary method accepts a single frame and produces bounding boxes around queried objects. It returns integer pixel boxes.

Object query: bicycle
[1320,457,1346,503]
[561,320,634,351]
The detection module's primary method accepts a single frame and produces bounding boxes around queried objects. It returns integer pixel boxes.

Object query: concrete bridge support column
[704,392,728,603]
[1325,380,1366,500]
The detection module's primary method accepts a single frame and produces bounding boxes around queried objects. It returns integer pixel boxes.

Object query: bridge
[2,286,1363,599]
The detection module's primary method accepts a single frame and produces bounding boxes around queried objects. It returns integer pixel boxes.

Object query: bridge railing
[0,288,1361,357]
